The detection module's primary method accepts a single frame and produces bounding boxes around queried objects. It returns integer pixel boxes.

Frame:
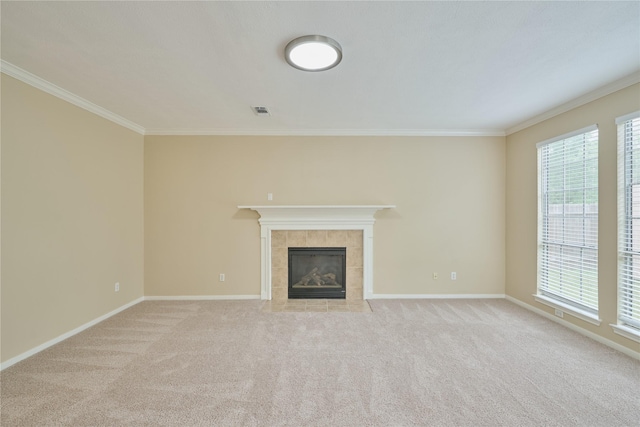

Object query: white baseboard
[0,294,262,371]
[7,293,633,371]
[144,295,261,301]
[370,293,506,299]
[0,297,145,371]
[505,295,640,361]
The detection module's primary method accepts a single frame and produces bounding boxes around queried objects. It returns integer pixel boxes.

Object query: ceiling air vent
[252,106,271,116]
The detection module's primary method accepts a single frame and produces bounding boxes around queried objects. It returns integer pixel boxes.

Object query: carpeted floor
[1,299,639,426]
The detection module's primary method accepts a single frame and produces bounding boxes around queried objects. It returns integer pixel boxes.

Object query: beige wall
[1,75,144,363]
[4,65,637,363]
[506,83,640,353]
[144,135,506,297]
[6,66,637,362]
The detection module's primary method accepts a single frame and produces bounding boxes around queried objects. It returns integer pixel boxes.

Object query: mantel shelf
[238,205,395,209]
[237,205,395,224]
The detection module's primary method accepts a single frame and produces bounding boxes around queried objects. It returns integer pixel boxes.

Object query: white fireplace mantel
[238,205,394,300]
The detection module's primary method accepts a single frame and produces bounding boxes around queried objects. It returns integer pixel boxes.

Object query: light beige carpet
[1,299,639,426]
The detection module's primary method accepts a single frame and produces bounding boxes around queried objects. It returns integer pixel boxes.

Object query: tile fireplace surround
[238,205,394,300]
[271,230,362,301]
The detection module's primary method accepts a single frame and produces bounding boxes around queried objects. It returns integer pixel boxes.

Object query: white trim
[144,128,505,137]
[238,205,395,225]
[239,205,394,300]
[506,296,639,361]
[0,60,145,135]
[534,294,601,326]
[369,293,505,299]
[0,297,145,371]
[507,71,640,135]
[615,110,640,125]
[3,57,637,139]
[144,295,260,301]
[611,324,640,344]
[3,294,636,372]
[535,124,598,148]
[617,117,640,341]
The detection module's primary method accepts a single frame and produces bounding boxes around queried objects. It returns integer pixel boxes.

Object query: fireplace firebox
[288,247,346,299]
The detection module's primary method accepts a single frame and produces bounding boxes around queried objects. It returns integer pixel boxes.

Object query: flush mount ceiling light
[285,35,342,72]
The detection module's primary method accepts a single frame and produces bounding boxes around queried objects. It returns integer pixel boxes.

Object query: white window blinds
[617,112,640,330]
[537,125,599,313]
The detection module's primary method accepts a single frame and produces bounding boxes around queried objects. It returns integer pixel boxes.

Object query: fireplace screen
[288,247,346,299]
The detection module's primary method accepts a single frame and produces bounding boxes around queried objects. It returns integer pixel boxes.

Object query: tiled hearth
[270,230,364,301]
[262,298,372,313]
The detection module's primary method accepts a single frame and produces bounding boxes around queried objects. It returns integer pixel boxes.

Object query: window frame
[535,125,600,324]
[612,111,640,343]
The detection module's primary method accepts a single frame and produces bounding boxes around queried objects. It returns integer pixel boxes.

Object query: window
[537,125,599,319]
[616,112,640,340]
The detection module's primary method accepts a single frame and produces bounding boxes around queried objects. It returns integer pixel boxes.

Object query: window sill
[533,294,601,326]
[610,324,640,343]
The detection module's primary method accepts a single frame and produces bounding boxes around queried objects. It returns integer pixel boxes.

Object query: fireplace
[288,247,346,299]
[237,205,395,300]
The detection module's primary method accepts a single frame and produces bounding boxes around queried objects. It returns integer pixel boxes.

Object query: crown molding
[5,58,635,139]
[1,60,145,135]
[144,128,506,137]
[1,62,502,138]
[506,71,640,136]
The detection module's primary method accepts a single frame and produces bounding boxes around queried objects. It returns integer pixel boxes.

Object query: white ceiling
[1,1,639,136]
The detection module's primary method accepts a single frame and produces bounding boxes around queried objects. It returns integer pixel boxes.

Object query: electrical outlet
[432,272,438,280]
[115,282,120,292]
[267,193,273,201]
[451,272,457,280]
[219,273,225,282]
[554,309,563,318]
